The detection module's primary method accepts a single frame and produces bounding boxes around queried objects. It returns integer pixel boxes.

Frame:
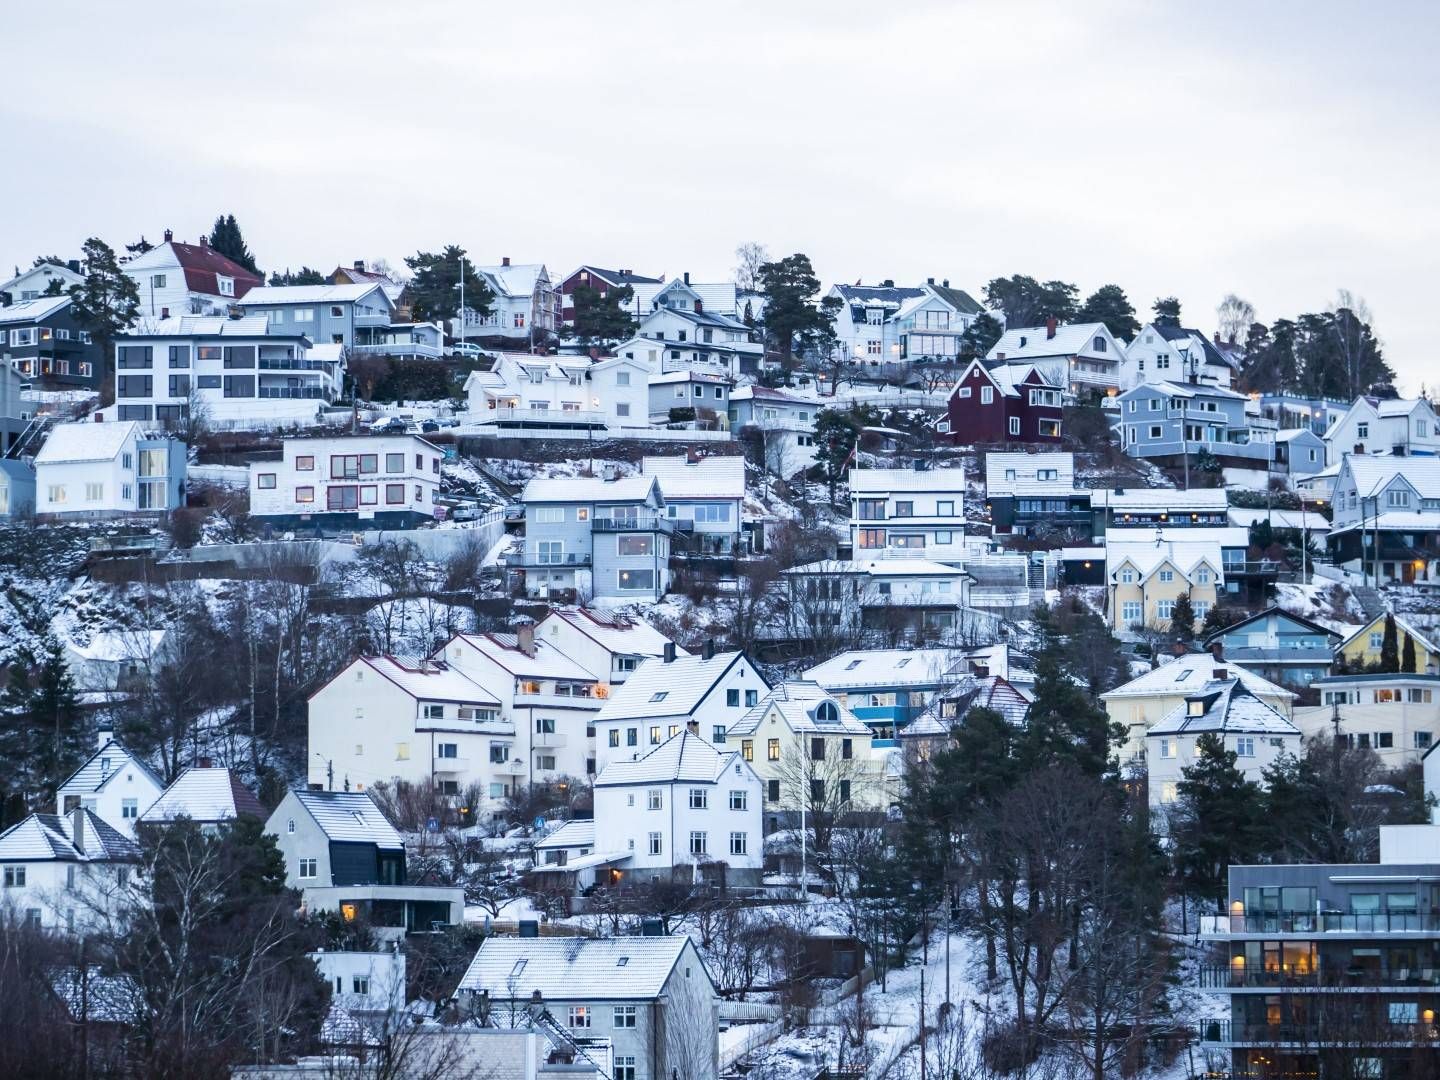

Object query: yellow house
[1107,539,1222,634]
[725,681,884,826]
[1338,614,1440,674]
[1100,653,1296,762]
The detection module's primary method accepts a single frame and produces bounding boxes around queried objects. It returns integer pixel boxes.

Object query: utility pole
[457,254,467,354]
[327,758,334,791]
[918,967,926,1080]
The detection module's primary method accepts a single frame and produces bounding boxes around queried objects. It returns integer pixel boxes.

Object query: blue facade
[1207,607,1337,687]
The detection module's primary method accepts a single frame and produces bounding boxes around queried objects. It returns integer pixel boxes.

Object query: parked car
[449,343,487,359]
[370,417,407,434]
[420,419,441,433]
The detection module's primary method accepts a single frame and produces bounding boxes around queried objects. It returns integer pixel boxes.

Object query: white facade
[463,353,649,428]
[642,454,745,553]
[535,607,685,686]
[34,421,183,517]
[1121,323,1236,390]
[1324,396,1440,464]
[987,322,1125,396]
[462,262,558,343]
[248,434,442,524]
[0,810,138,934]
[0,261,82,303]
[592,730,764,884]
[311,950,407,1014]
[848,465,967,562]
[55,733,165,839]
[829,281,983,365]
[121,237,261,318]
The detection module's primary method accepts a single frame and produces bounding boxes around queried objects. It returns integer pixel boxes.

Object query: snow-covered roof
[475,263,547,299]
[641,455,745,500]
[987,322,1115,361]
[535,819,595,851]
[1090,488,1228,512]
[848,466,965,494]
[538,608,686,661]
[727,681,870,738]
[1227,507,1331,533]
[1100,654,1297,702]
[632,279,740,316]
[804,646,1000,690]
[594,652,756,723]
[1147,682,1300,738]
[1274,428,1323,443]
[1120,379,1247,401]
[1105,536,1223,581]
[0,295,71,324]
[451,633,600,682]
[456,935,700,1000]
[1329,511,1440,535]
[35,421,139,465]
[1339,455,1440,501]
[521,475,658,505]
[58,738,163,797]
[729,385,812,405]
[124,314,282,338]
[984,451,1075,494]
[293,790,403,849]
[594,729,743,786]
[65,629,166,662]
[904,674,1032,733]
[783,558,968,578]
[239,283,389,306]
[351,656,501,706]
[138,767,266,825]
[0,810,139,863]
[648,370,729,386]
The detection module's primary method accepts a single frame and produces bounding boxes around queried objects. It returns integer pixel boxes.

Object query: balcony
[491,758,526,776]
[1201,912,1440,936]
[1198,1018,1440,1046]
[258,358,333,371]
[258,387,330,400]
[1199,964,1440,990]
[513,551,591,568]
[354,312,390,326]
[351,342,443,359]
[591,515,676,535]
[479,406,606,428]
[432,754,470,773]
[532,730,568,748]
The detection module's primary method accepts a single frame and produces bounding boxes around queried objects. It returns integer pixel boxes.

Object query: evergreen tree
[1200,602,1237,639]
[1076,284,1141,341]
[1169,733,1264,905]
[1,634,84,804]
[1169,591,1196,641]
[404,246,492,325]
[126,235,155,256]
[1403,631,1418,674]
[1014,649,1124,779]
[1380,613,1400,673]
[982,275,1078,327]
[42,278,67,297]
[1152,297,1182,327]
[206,213,259,274]
[959,311,1004,358]
[268,267,326,286]
[813,407,877,504]
[67,237,140,367]
[756,253,840,368]
[570,284,636,345]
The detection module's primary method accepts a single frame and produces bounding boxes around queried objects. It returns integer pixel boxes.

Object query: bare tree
[776,732,879,881]
[1215,293,1256,344]
[733,242,770,292]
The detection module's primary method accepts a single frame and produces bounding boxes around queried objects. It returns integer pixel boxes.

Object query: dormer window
[816,701,839,725]
[1187,699,1205,717]
[217,277,235,297]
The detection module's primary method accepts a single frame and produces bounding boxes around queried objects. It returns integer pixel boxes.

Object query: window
[958,386,972,398]
[1121,601,1143,624]
[296,486,314,503]
[1235,737,1255,757]
[1370,631,1385,649]
[712,724,726,743]
[1158,569,1174,583]
[437,742,459,759]
[648,832,662,855]
[1158,738,1173,759]
[385,483,405,504]
[979,385,993,405]
[617,569,655,591]
[767,738,780,761]
[730,789,747,810]
[627,727,638,746]
[894,500,914,518]
[1037,418,1061,438]
[257,473,277,490]
[537,540,564,564]
[647,789,662,810]
[617,535,653,556]
[3,866,25,888]
[122,798,138,819]
[689,831,707,855]
[84,482,104,502]
[1416,732,1433,750]
[613,1005,637,1028]
[810,737,825,761]
[745,689,758,707]
[689,788,708,809]
[568,1007,591,1029]
[298,858,317,879]
[1009,416,1021,436]
[1358,422,1369,439]
[730,831,748,856]
[1156,599,1175,620]
[615,1057,636,1080]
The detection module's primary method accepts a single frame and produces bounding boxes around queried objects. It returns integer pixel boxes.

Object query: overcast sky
[4,0,1438,391]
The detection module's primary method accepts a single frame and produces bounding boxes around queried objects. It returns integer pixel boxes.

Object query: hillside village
[1,230,1439,1080]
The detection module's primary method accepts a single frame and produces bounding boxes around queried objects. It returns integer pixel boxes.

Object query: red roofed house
[938,359,1064,446]
[122,229,263,319]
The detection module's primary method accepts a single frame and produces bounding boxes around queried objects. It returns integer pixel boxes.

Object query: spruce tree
[1,634,84,804]
[68,237,140,359]
[207,213,259,274]
[1076,284,1141,341]
[1169,591,1196,642]
[1380,613,1400,673]
[570,284,636,346]
[1170,733,1264,906]
[1402,631,1417,674]
[1152,297,1182,327]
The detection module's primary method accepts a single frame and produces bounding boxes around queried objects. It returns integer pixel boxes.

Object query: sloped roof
[833,284,926,307]
[535,819,595,851]
[521,475,658,504]
[35,421,138,465]
[631,279,740,316]
[984,451,1076,495]
[1123,379,1247,402]
[1146,323,1236,371]
[987,322,1115,361]
[0,295,71,324]
[783,558,968,578]
[138,767,266,825]
[0,810,139,863]
[451,633,600,682]
[594,652,757,723]
[475,263,547,299]
[538,608,686,660]
[57,738,164,798]
[848,466,965,494]
[1100,654,1297,702]
[123,314,287,338]
[594,729,743,786]
[1090,488,1229,512]
[928,283,985,315]
[456,935,699,1000]
[239,283,389,306]
[569,266,662,287]
[804,647,992,690]
[904,674,1032,734]
[1106,537,1223,582]
[1201,605,1342,645]
[1147,682,1300,738]
[1339,456,1440,501]
[641,455,745,500]
[167,241,263,299]
[1339,613,1440,657]
[352,656,500,705]
[293,790,403,849]
[727,681,870,738]
[66,629,167,662]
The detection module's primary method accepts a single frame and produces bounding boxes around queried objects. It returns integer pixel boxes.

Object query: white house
[62,629,168,695]
[1323,396,1440,464]
[623,280,762,376]
[1327,454,1440,584]
[592,648,770,772]
[534,607,687,686]
[1146,681,1301,812]
[848,464,967,563]
[626,274,742,318]
[727,387,818,481]
[121,231,264,318]
[238,282,443,360]
[311,949,407,1015]
[591,728,764,887]
[1121,323,1238,390]
[641,454,745,554]
[306,654,513,807]
[455,935,719,1080]
[137,766,268,831]
[0,808,140,933]
[247,434,443,530]
[55,731,165,838]
[987,321,1125,398]
[781,558,977,643]
[0,260,82,304]
[35,421,185,518]
[462,260,559,345]
[462,353,648,430]
[828,280,984,365]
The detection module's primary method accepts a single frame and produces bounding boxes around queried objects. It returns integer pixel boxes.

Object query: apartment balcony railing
[351,342,443,359]
[258,387,330,400]
[490,759,526,776]
[1201,912,1440,936]
[1199,964,1440,990]
[532,730,568,748]
[353,312,390,326]
[591,515,676,535]
[258,358,334,371]
[514,552,591,568]
[432,755,470,773]
[1198,1018,1440,1046]
[480,407,606,426]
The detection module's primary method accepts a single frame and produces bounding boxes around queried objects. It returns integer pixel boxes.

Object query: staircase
[5,414,54,461]
[1026,554,1048,604]
[1351,585,1386,621]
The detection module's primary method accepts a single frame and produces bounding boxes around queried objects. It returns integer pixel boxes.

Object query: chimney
[97,728,114,751]
[1213,667,1229,681]
[354,260,365,272]
[1209,640,1224,661]
[199,235,208,248]
[702,638,715,661]
[683,271,690,285]
[66,259,80,274]
[588,347,601,360]
[502,256,511,267]
[694,299,703,313]
[971,663,989,679]
[686,719,699,736]
[163,228,173,243]
[1046,317,1057,340]
[882,278,895,288]
[515,617,536,658]
[927,277,935,285]
[663,642,677,664]
[1354,443,1365,455]
[943,279,950,288]
[71,807,85,855]
[198,756,213,769]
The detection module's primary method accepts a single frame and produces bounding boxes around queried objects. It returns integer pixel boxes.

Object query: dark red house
[557,266,661,327]
[940,359,1064,445]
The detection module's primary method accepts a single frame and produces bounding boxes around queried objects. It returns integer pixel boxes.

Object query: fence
[453,424,734,443]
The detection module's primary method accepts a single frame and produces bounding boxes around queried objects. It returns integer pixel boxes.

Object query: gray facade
[520,480,673,602]
[1116,382,1271,465]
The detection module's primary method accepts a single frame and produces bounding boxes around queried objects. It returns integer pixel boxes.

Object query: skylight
[511,960,527,977]
[844,660,862,671]
[896,658,911,668]
[1175,669,1194,682]
[616,957,629,967]
[650,691,668,702]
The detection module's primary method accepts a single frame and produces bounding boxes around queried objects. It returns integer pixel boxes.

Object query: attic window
[650,691,668,702]
[616,956,629,967]
[1187,699,1205,717]
[844,660,862,671]
[1175,669,1194,682]
[511,960,527,977]
[896,658,910,668]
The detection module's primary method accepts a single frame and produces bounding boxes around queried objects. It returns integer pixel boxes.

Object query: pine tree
[67,237,140,363]
[1152,297,1182,327]
[756,253,840,369]
[207,213,259,274]
[570,284,636,345]
[1402,631,1417,674]
[1380,613,1400,673]
[1200,602,1235,639]
[1169,591,1196,641]
[404,246,492,325]
[1015,650,1124,779]
[1076,284,1141,341]
[959,312,1004,358]
[1170,733,1264,905]
[1,635,84,804]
